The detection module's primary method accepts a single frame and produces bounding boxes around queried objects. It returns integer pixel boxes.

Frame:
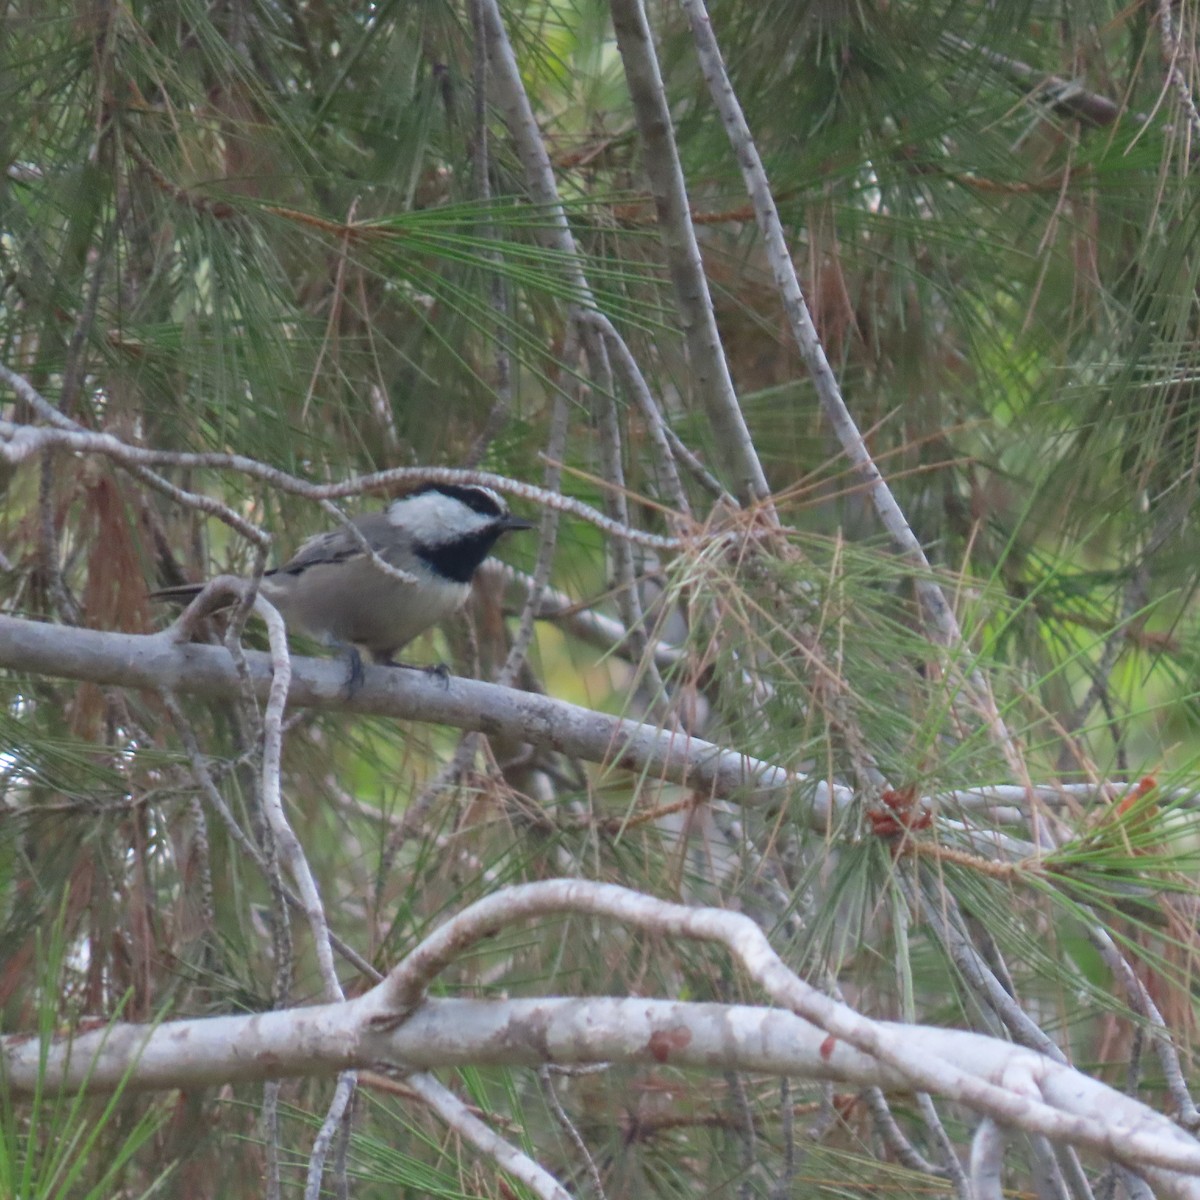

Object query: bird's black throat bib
[412,528,506,584]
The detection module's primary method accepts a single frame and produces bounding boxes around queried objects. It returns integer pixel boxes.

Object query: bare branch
[538,1065,607,1200]
[0,614,820,812]
[306,1073,357,1200]
[916,1093,969,1190]
[408,1071,574,1200]
[940,33,1127,128]
[580,310,692,517]
[1089,925,1200,1130]
[493,563,689,674]
[675,0,1038,818]
[0,365,272,549]
[498,337,576,688]
[609,0,772,504]
[254,593,360,1198]
[355,880,1200,1190]
[2,613,1172,854]
[462,0,515,468]
[251,593,344,1003]
[1157,0,1200,143]
[969,1118,1005,1200]
[673,1,950,625]
[583,318,670,702]
[863,1087,950,1178]
[5,985,1200,1192]
[0,412,679,551]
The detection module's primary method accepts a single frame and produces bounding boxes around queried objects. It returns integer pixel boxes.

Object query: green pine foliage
[3,0,1200,1195]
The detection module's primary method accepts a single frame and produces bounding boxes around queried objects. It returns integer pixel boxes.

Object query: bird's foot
[376,657,451,688]
[424,662,452,688]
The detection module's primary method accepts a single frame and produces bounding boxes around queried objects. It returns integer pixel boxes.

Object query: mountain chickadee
[151,483,532,682]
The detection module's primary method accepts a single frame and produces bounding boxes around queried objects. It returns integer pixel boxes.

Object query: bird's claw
[424,662,451,688]
[372,657,451,689]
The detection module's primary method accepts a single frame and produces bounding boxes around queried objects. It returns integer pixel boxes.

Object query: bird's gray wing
[273,512,393,577]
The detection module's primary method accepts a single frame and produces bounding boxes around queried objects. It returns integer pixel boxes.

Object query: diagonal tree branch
[409,1072,573,1200]
[0,612,815,810]
[675,0,1041,825]
[609,0,772,505]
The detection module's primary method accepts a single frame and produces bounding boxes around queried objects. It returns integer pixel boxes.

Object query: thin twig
[32,208,115,624]
[912,868,1065,1059]
[940,33,1126,127]
[492,563,687,673]
[538,1065,607,1200]
[0,365,271,549]
[305,1071,357,1200]
[580,310,691,517]
[184,792,216,943]
[608,0,772,505]
[771,1077,795,1200]
[912,868,1097,1200]
[677,0,1037,822]
[463,0,514,466]
[1029,1136,1077,1200]
[916,1093,969,1192]
[408,1071,574,1200]
[0,403,677,552]
[969,1117,1005,1200]
[332,1102,354,1200]
[583,318,669,703]
[378,732,481,892]
[659,421,729,502]
[37,450,78,622]
[862,1087,948,1177]
[1157,0,1200,144]
[725,1067,758,1200]
[1088,925,1200,1129]
[496,331,577,688]
[263,1080,283,1200]
[249,592,360,1194]
[159,688,381,983]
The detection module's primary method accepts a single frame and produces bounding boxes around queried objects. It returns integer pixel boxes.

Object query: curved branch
[0,413,680,551]
[351,879,1200,1190]
[4,992,1197,1194]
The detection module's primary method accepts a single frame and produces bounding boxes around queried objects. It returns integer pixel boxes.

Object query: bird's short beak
[501,515,535,532]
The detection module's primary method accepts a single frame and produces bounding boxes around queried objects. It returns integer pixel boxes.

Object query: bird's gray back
[261,512,468,659]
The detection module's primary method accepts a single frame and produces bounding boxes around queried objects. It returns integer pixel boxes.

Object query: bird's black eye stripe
[412,482,505,518]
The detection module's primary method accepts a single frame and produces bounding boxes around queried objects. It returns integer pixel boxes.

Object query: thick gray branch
[4,996,1198,1196]
[0,614,817,811]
